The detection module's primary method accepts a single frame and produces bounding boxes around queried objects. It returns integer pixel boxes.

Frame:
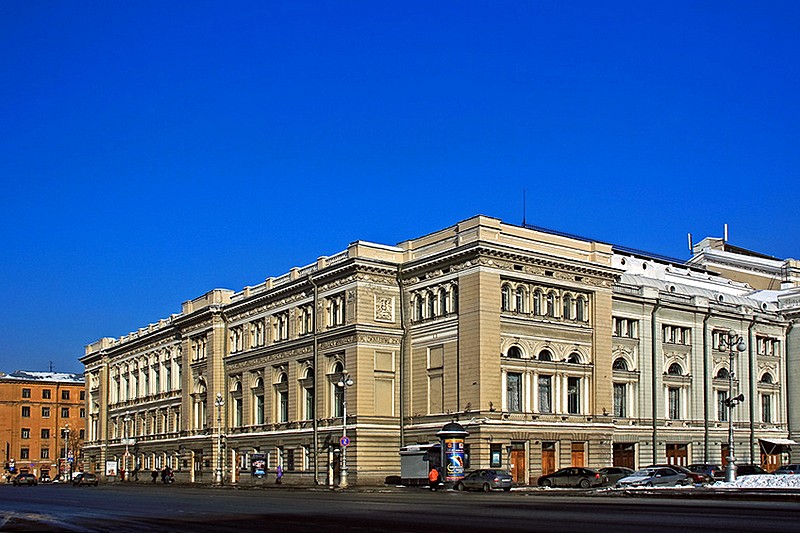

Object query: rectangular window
[279,391,288,423]
[507,372,522,412]
[21,428,30,439]
[42,407,50,418]
[41,448,50,459]
[668,387,681,420]
[538,375,552,413]
[663,325,690,345]
[42,389,51,399]
[22,388,31,398]
[21,406,30,418]
[762,395,772,423]
[567,377,581,414]
[613,383,626,417]
[613,317,638,338]
[490,443,502,468]
[41,429,50,439]
[62,390,70,400]
[286,449,295,471]
[80,408,86,418]
[305,387,315,420]
[256,395,265,424]
[61,408,70,418]
[80,390,86,401]
[718,391,728,422]
[20,448,29,459]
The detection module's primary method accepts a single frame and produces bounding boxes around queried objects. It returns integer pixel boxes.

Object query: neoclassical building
[80,216,799,485]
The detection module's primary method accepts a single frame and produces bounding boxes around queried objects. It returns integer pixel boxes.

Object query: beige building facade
[80,216,798,485]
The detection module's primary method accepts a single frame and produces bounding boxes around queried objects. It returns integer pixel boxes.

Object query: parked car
[537,467,607,488]
[735,464,770,476]
[72,473,99,487]
[454,469,513,492]
[774,464,800,475]
[687,464,723,481]
[12,473,38,486]
[646,464,710,485]
[598,467,635,486]
[617,467,688,487]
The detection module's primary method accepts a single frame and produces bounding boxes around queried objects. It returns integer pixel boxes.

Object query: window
[715,368,730,380]
[613,317,638,338]
[562,294,572,319]
[21,428,30,439]
[254,378,265,425]
[303,368,315,421]
[275,372,289,423]
[22,388,31,398]
[62,390,70,400]
[756,336,779,356]
[506,372,522,412]
[567,377,581,414]
[762,395,772,423]
[533,290,543,315]
[80,408,86,418]
[613,383,626,417]
[286,448,295,471]
[538,349,553,362]
[20,448,29,459]
[538,375,552,413]
[41,429,50,439]
[332,363,345,417]
[667,363,683,376]
[546,292,556,317]
[668,387,680,419]
[612,358,629,371]
[21,406,30,418]
[507,346,523,359]
[41,448,50,459]
[42,389,51,399]
[718,391,728,422]
[61,408,70,418]
[80,390,85,400]
[575,296,586,322]
[328,294,346,327]
[663,325,690,345]
[515,287,526,313]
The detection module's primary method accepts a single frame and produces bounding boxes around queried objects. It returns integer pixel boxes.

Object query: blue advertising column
[436,422,469,486]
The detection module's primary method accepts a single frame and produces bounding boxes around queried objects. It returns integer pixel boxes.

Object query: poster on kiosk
[437,421,468,483]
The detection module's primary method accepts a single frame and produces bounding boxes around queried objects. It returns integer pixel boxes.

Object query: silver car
[616,467,688,487]
[454,469,513,492]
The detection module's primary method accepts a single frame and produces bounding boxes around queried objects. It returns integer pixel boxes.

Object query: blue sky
[1,1,798,373]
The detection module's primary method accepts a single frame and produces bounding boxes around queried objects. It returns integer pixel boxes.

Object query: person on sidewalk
[428,466,441,491]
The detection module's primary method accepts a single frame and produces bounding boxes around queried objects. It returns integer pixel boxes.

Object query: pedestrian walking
[428,465,441,491]
[275,465,283,485]
[151,470,158,483]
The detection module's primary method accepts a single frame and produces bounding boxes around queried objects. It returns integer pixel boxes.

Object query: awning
[759,437,798,446]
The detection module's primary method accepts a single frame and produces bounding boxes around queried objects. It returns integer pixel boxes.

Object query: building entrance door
[666,443,687,466]
[510,448,526,484]
[541,442,556,476]
[571,442,585,466]
[613,443,635,469]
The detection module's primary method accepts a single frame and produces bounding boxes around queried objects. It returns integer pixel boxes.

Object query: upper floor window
[42,389,51,399]
[327,294,346,327]
[613,317,638,338]
[715,368,730,380]
[21,428,30,438]
[22,388,31,398]
[567,377,581,414]
[230,326,244,353]
[61,390,70,400]
[612,358,629,371]
[663,325,690,345]
[506,346,523,359]
[41,407,50,418]
[756,336,779,356]
[668,387,681,419]
[506,372,522,412]
[667,363,684,376]
[538,349,553,362]
[61,408,70,418]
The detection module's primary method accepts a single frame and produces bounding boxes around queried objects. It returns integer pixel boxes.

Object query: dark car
[73,473,99,487]
[646,464,710,485]
[687,463,723,481]
[454,469,513,492]
[598,467,635,486]
[13,473,38,486]
[774,464,800,475]
[735,464,770,476]
[537,467,607,488]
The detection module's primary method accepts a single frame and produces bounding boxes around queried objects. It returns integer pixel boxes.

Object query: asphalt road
[1,483,798,532]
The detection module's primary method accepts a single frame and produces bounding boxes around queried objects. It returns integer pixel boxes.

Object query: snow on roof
[1,370,84,383]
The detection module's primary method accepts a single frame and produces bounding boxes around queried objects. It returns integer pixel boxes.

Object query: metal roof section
[0,370,84,383]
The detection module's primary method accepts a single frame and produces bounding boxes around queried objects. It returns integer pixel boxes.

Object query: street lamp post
[723,330,747,482]
[123,411,132,481]
[214,392,224,485]
[336,372,354,488]
[63,424,70,480]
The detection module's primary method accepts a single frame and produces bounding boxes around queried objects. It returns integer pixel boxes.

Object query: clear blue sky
[1,1,798,373]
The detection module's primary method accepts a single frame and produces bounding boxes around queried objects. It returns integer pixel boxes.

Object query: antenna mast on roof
[49,361,53,372]
[724,223,729,243]
[522,189,527,226]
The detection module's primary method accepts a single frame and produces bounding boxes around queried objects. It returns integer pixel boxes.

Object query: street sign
[340,436,350,447]
[121,438,136,446]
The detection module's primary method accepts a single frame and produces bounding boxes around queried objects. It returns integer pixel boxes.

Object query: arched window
[426,291,435,318]
[501,284,512,311]
[576,296,586,322]
[546,292,556,317]
[303,367,315,420]
[515,286,526,313]
[715,368,730,380]
[452,286,458,313]
[563,294,573,320]
[567,352,581,364]
[275,372,289,423]
[507,346,523,359]
[538,349,553,362]
[253,377,265,425]
[760,373,774,384]
[332,362,345,418]
[414,295,424,321]
[439,288,448,315]
[667,363,683,375]
[533,290,543,315]
[612,358,628,371]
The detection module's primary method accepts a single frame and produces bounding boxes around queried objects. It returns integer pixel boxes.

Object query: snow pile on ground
[712,474,800,489]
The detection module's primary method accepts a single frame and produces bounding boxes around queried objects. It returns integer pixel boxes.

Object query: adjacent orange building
[0,371,86,480]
